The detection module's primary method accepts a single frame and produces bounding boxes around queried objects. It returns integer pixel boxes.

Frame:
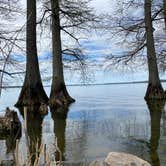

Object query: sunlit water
[0,83,166,165]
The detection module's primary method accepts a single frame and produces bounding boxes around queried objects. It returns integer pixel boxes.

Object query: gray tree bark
[144,0,165,100]
[15,0,48,106]
[49,0,75,108]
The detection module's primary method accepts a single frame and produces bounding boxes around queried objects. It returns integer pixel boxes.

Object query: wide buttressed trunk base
[49,83,75,108]
[15,82,48,107]
[144,83,166,100]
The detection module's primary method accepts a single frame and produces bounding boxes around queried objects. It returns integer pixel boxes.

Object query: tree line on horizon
[0,0,166,108]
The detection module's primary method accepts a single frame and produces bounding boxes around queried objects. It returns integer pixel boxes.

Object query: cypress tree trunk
[49,0,75,108]
[144,0,165,100]
[15,0,48,107]
[164,0,166,30]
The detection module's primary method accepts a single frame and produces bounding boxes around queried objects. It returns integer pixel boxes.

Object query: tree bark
[15,0,48,107]
[164,0,166,30]
[49,0,75,108]
[144,0,165,100]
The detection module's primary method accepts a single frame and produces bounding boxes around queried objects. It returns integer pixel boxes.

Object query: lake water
[0,83,166,165]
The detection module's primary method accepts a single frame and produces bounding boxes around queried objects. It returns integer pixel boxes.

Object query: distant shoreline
[1,80,166,89]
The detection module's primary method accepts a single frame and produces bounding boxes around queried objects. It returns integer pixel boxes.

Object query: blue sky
[8,34,166,85]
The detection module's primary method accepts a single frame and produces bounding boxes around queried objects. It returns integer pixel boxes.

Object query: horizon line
[1,79,166,89]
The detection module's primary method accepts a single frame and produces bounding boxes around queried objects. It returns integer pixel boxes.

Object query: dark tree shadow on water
[50,106,68,162]
[18,106,48,165]
[146,100,165,166]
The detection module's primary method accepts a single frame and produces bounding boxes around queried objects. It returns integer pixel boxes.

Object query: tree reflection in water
[19,106,47,165]
[146,100,165,166]
[50,106,68,162]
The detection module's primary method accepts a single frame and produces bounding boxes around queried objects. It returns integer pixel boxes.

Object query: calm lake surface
[0,83,166,165]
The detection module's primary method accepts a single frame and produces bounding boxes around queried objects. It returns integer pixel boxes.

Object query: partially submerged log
[0,107,21,134]
[0,108,21,154]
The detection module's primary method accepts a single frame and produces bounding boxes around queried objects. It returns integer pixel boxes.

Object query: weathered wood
[0,108,21,155]
[0,107,21,133]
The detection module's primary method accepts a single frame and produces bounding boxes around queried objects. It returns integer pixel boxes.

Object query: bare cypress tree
[49,0,75,108]
[44,0,96,107]
[15,0,48,106]
[103,0,165,99]
[144,0,165,100]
